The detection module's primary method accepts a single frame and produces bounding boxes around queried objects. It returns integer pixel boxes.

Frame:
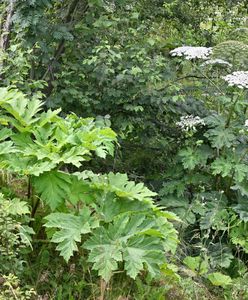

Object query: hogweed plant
[0,88,179,298]
[160,44,248,290]
[169,46,213,60]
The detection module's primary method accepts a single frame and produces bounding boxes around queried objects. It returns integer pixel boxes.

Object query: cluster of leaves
[0,88,179,299]
[0,190,36,298]
[2,0,246,181]
[0,87,116,177]
[43,169,179,282]
[159,26,248,298]
[0,273,36,300]
[1,0,248,298]
[0,192,33,274]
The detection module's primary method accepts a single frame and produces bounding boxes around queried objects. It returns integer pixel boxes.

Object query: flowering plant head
[170,46,212,60]
[223,71,248,89]
[201,59,232,68]
[176,115,205,132]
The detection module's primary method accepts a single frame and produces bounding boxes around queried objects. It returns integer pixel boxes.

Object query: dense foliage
[1,0,248,299]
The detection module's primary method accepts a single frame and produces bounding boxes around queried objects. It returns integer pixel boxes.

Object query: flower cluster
[176,115,205,131]
[170,46,212,60]
[245,120,248,128]
[125,4,133,10]
[104,1,116,12]
[201,59,232,68]
[223,71,248,89]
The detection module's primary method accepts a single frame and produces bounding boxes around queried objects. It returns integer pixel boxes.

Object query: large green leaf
[100,192,154,222]
[44,209,92,261]
[124,236,164,279]
[0,88,43,130]
[108,173,157,200]
[208,243,234,269]
[84,213,176,282]
[205,126,235,149]
[89,172,156,202]
[5,154,57,176]
[38,108,61,127]
[33,171,71,210]
[84,228,122,281]
[68,176,95,205]
[179,145,212,170]
[233,164,248,183]
[207,272,232,287]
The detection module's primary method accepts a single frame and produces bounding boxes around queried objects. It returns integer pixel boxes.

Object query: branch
[42,0,89,97]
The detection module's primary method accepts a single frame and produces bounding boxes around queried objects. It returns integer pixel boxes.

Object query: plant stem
[27,175,32,199]
[31,197,40,218]
[225,96,239,128]
[99,279,107,300]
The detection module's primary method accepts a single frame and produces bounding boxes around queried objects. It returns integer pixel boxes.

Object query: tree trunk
[0,0,16,52]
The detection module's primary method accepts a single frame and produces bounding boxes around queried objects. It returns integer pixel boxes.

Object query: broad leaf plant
[0,87,178,283]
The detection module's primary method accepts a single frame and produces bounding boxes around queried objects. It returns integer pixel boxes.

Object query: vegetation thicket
[0,0,248,299]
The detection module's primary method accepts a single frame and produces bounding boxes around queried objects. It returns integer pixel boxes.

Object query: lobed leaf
[33,171,71,210]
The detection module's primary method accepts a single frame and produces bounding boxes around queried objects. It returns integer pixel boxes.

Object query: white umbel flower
[176,115,205,131]
[245,120,248,127]
[170,46,212,60]
[223,71,248,89]
[201,59,232,67]
[104,1,116,12]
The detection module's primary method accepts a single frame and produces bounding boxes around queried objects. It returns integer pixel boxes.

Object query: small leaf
[230,222,248,253]
[183,256,208,275]
[234,164,248,182]
[0,128,13,141]
[211,157,233,177]
[19,225,35,249]
[8,198,30,215]
[0,141,16,155]
[233,198,248,222]
[232,181,248,197]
